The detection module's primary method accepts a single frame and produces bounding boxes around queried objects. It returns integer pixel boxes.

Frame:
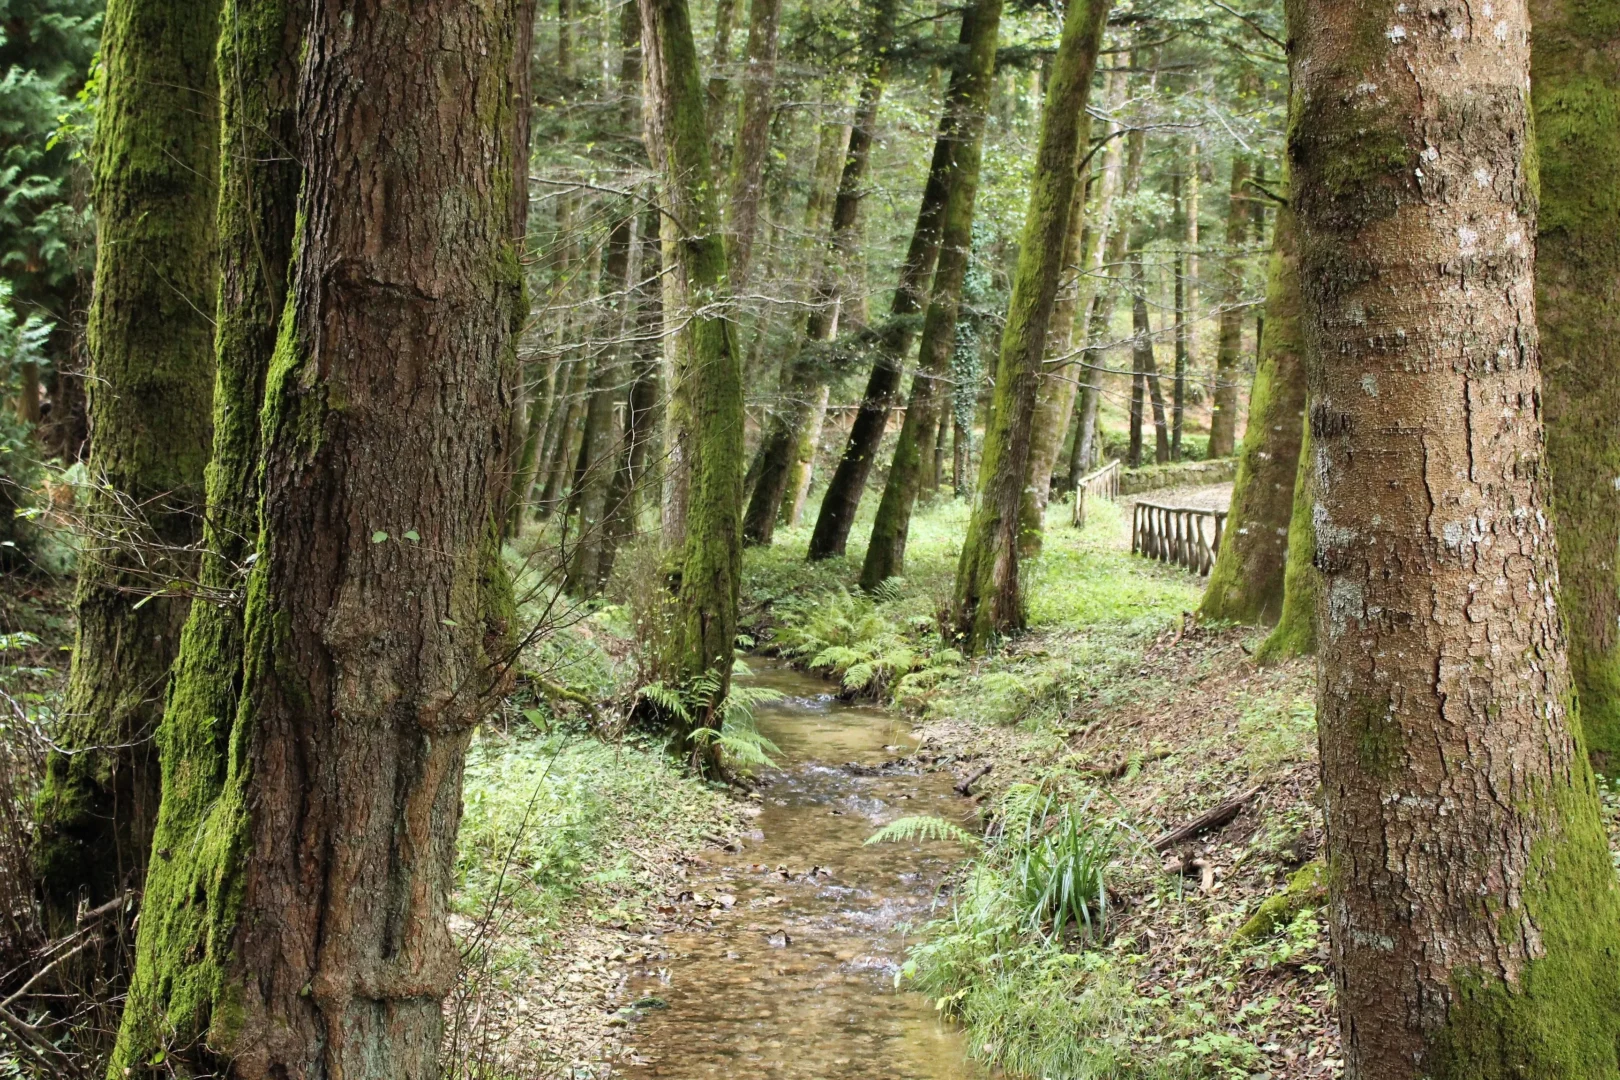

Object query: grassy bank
[745,493,1340,1080]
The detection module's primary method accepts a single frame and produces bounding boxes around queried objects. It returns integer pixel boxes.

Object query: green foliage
[865,814,981,847]
[774,585,964,702]
[0,280,51,564]
[637,666,783,773]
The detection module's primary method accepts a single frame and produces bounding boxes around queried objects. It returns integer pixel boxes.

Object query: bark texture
[1532,0,1620,762]
[643,0,745,697]
[33,0,220,922]
[859,0,1001,590]
[1293,1,1620,1074]
[951,0,1109,651]
[1207,154,1250,458]
[110,0,520,1072]
[724,0,782,290]
[1254,414,1315,664]
[1199,190,1304,626]
[111,0,304,1063]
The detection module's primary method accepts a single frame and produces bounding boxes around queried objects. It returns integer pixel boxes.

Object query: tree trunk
[537,352,590,517]
[1295,1,1620,1074]
[111,0,304,1059]
[1127,317,1145,467]
[1206,153,1249,458]
[565,210,636,595]
[742,110,860,545]
[806,0,956,562]
[33,0,219,926]
[950,0,1110,652]
[1253,414,1315,665]
[1199,187,1303,626]
[723,0,782,290]
[1171,165,1188,459]
[1136,261,1170,465]
[783,385,829,525]
[500,0,540,536]
[1532,0,1620,764]
[859,0,1001,590]
[111,0,520,1073]
[705,0,735,138]
[643,0,745,708]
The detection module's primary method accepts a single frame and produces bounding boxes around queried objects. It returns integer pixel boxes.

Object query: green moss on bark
[1254,416,1317,665]
[33,0,221,925]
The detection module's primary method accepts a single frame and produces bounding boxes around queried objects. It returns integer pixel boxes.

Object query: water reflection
[620,662,984,1079]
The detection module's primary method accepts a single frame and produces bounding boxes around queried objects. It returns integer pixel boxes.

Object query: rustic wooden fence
[1131,500,1227,576]
[1071,459,1122,527]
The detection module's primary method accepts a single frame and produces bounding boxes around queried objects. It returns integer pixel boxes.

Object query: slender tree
[1532,0,1620,763]
[1253,414,1314,664]
[643,0,745,704]
[1294,0,1620,1073]
[1199,188,1303,625]
[32,0,220,925]
[1206,152,1249,458]
[1170,165,1189,458]
[1132,252,1170,464]
[951,0,1110,651]
[859,0,1002,589]
[724,0,783,290]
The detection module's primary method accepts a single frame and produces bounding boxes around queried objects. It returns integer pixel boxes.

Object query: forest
[0,0,1617,1076]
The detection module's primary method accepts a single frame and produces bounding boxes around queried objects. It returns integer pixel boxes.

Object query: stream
[619,660,984,1079]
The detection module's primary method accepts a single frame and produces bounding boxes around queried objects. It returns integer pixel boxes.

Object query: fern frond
[865,815,981,847]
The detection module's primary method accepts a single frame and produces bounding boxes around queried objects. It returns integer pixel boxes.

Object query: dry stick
[954,762,993,796]
[1150,784,1262,851]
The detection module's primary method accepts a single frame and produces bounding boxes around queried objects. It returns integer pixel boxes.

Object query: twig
[1151,785,1263,851]
[954,763,992,796]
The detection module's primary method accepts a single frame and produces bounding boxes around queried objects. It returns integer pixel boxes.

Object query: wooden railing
[1131,501,1227,576]
[1071,459,1122,528]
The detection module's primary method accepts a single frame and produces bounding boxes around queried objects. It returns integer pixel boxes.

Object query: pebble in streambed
[617,662,984,1080]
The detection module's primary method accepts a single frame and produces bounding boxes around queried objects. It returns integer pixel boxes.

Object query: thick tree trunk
[723,0,782,290]
[1532,0,1620,764]
[111,0,304,1061]
[859,0,1001,590]
[1199,189,1303,626]
[951,0,1110,651]
[1206,154,1249,458]
[643,0,745,707]
[742,112,860,544]
[1254,414,1315,665]
[112,0,520,1074]
[33,0,219,925]
[1295,2,1620,1074]
[500,0,540,536]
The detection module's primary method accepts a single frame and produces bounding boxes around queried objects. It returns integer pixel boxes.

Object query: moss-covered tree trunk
[1532,0,1620,764]
[32,0,220,925]
[858,0,1001,590]
[742,107,863,545]
[1254,414,1315,664]
[951,0,1110,652]
[1132,253,1170,463]
[1199,187,1303,626]
[643,0,745,702]
[1206,154,1250,459]
[806,14,959,562]
[110,0,520,1072]
[1171,164,1188,459]
[1294,1,1620,1073]
[110,0,303,1061]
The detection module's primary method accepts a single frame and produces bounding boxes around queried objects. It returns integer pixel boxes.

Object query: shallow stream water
[619,661,984,1079]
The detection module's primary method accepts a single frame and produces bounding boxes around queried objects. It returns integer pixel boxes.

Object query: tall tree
[951,0,1110,651]
[1199,188,1303,625]
[112,0,304,1056]
[111,0,522,1073]
[859,0,1002,590]
[1294,0,1620,1073]
[1532,0,1620,763]
[1206,152,1250,458]
[643,0,746,707]
[32,0,220,926]
[724,0,783,290]
[1253,414,1314,664]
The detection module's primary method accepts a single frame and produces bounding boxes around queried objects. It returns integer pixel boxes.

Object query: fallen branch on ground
[954,763,993,796]
[1151,785,1263,851]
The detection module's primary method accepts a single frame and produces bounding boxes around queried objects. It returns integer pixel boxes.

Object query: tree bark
[1171,164,1188,459]
[1134,257,1169,464]
[111,0,304,1060]
[1199,185,1303,626]
[1206,153,1249,458]
[1294,1,1620,1074]
[723,0,782,290]
[859,0,1001,590]
[1254,413,1315,665]
[642,0,745,708]
[112,0,520,1073]
[33,0,219,927]
[1532,0,1620,764]
[951,0,1110,652]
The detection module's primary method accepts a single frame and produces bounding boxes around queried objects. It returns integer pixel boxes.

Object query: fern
[865,816,981,848]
